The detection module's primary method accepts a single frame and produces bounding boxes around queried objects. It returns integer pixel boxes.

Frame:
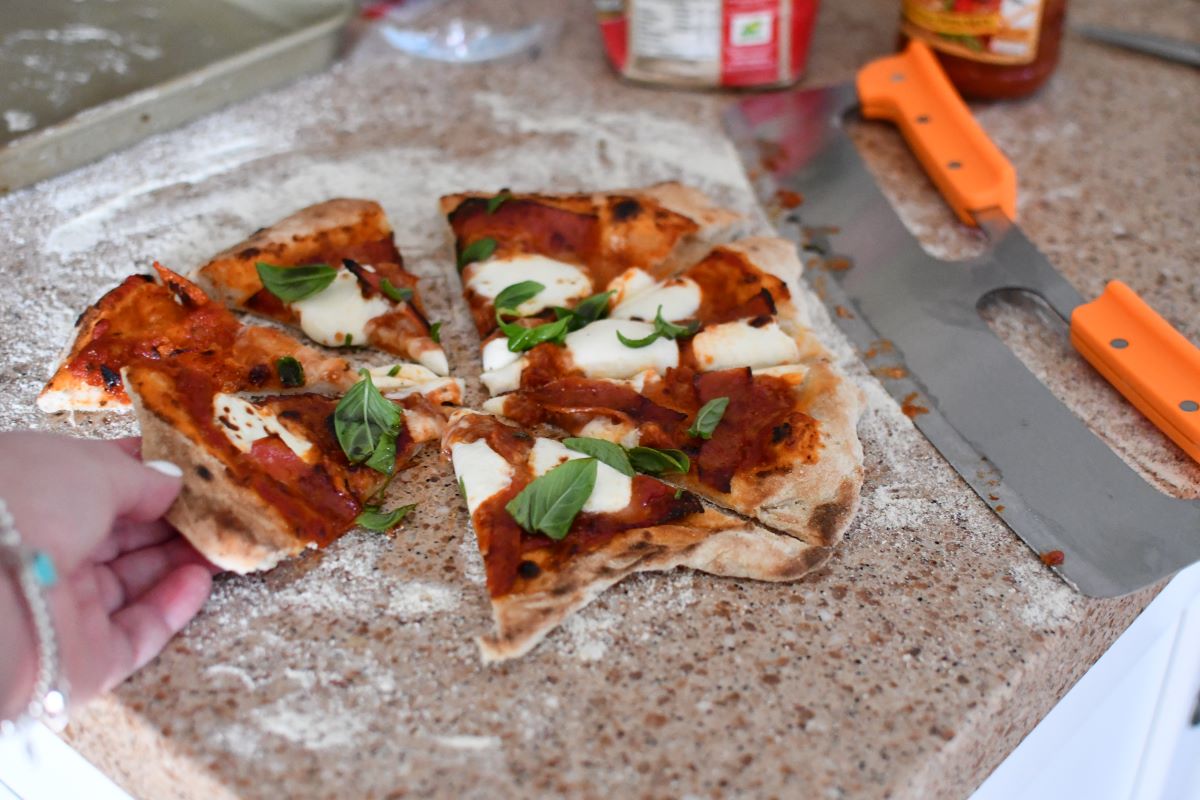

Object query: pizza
[38,182,865,661]
[482,360,863,540]
[128,360,445,572]
[442,410,829,661]
[194,199,449,375]
[38,263,460,414]
[440,182,743,339]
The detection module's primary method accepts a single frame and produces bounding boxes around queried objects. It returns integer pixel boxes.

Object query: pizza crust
[125,366,309,573]
[482,508,830,662]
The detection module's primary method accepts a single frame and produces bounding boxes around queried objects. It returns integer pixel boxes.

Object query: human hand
[0,432,217,722]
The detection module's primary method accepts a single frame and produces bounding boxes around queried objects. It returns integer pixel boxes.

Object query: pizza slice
[194,199,448,374]
[483,361,864,543]
[442,410,832,662]
[38,263,462,414]
[441,182,743,338]
[128,362,445,573]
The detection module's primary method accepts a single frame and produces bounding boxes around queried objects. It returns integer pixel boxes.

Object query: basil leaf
[687,397,730,440]
[334,369,403,473]
[502,316,571,352]
[653,306,699,340]
[276,356,305,388]
[566,290,614,331]
[255,262,337,303]
[343,333,353,347]
[563,437,634,477]
[457,237,497,271]
[493,280,544,315]
[387,365,402,377]
[486,191,512,214]
[429,321,442,344]
[380,278,413,303]
[617,329,661,349]
[628,446,690,475]
[505,458,598,540]
[355,503,416,532]
[457,476,468,504]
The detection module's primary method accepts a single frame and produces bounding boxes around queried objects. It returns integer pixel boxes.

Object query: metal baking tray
[0,0,353,194]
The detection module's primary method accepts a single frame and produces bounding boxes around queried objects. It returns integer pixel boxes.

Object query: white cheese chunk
[467,255,592,316]
[529,438,632,514]
[691,319,800,372]
[480,358,526,396]
[564,319,679,379]
[291,269,391,347]
[481,336,521,372]
[368,363,440,390]
[416,348,449,376]
[612,277,702,322]
[213,393,313,460]
[606,267,656,306]
[451,439,514,515]
[579,417,641,448]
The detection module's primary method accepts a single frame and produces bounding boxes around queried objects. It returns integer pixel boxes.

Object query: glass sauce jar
[899,0,1067,100]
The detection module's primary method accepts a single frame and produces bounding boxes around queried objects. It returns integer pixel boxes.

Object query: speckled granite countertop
[1,1,1197,798]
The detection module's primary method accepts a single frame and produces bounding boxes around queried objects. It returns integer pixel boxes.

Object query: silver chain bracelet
[0,497,69,734]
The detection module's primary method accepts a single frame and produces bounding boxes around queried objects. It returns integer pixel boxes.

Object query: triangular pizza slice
[194,199,448,374]
[440,182,743,339]
[128,361,448,573]
[442,410,833,662]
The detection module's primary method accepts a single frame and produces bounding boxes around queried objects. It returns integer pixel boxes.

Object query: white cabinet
[974,562,1200,800]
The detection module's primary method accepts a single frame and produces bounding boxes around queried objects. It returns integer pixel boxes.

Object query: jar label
[901,0,1046,65]
[597,0,818,88]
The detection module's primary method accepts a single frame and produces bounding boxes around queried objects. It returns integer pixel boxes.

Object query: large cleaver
[724,41,1200,597]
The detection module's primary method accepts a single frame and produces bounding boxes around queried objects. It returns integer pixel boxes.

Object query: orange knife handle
[857,41,1017,226]
[1071,281,1200,463]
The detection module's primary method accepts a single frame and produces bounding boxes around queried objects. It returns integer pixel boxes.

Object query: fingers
[110,437,143,458]
[107,538,213,608]
[108,564,212,684]
[90,439,183,523]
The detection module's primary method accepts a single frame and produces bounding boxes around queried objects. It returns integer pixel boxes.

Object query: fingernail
[145,460,183,478]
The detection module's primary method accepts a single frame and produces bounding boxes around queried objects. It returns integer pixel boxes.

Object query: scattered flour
[255,700,368,751]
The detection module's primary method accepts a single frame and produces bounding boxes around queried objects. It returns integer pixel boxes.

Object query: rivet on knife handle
[1070,281,1200,464]
[856,41,1017,226]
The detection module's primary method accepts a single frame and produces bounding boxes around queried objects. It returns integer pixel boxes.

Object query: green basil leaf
[687,397,730,440]
[457,476,468,505]
[503,316,571,352]
[493,281,544,316]
[334,369,404,473]
[505,458,598,540]
[566,290,614,331]
[276,356,305,388]
[255,262,338,303]
[387,365,402,377]
[563,437,634,477]
[457,237,497,271]
[486,191,512,214]
[380,278,414,303]
[674,487,685,499]
[429,321,442,344]
[653,306,700,340]
[355,503,416,532]
[343,333,353,347]
[616,329,662,349]
[627,446,690,475]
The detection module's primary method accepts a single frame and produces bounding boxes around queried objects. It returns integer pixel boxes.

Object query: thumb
[92,439,184,523]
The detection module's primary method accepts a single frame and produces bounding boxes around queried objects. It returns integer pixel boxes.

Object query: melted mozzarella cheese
[291,270,391,347]
[606,267,656,306]
[480,358,526,396]
[564,319,679,379]
[451,439,514,514]
[611,277,701,322]
[416,348,449,376]
[481,336,521,372]
[213,393,313,460]
[691,319,800,371]
[529,438,632,514]
[467,255,592,315]
[578,417,640,448]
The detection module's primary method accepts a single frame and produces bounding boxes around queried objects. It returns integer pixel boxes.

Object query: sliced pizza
[483,361,865,543]
[128,362,444,573]
[194,199,448,374]
[442,410,832,662]
[38,263,462,414]
[441,182,743,338]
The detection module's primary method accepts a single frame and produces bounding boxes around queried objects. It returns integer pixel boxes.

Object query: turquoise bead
[31,551,57,588]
